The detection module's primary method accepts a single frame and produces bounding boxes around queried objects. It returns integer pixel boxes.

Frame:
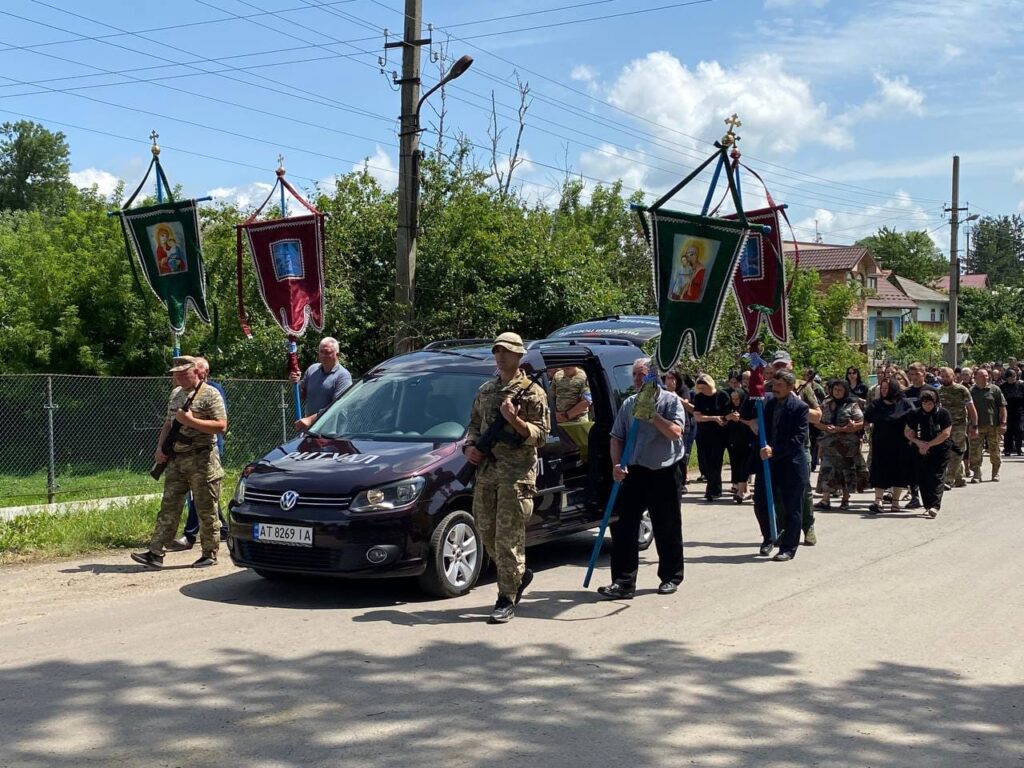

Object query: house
[934,273,991,292]
[890,274,950,330]
[867,270,917,349]
[784,241,880,348]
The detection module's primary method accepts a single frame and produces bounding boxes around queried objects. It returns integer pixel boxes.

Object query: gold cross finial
[721,114,742,147]
[276,153,286,178]
[149,130,160,157]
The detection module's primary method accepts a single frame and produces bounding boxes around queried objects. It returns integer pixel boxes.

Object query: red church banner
[236,175,325,338]
[725,205,789,344]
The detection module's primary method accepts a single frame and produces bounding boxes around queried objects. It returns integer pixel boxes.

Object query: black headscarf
[827,379,852,424]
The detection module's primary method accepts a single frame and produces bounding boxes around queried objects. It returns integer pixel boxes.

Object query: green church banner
[640,207,750,370]
[119,200,210,333]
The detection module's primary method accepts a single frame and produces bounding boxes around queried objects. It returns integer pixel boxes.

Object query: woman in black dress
[864,376,916,513]
[904,388,952,518]
[846,366,869,401]
[723,387,754,503]
[692,374,729,501]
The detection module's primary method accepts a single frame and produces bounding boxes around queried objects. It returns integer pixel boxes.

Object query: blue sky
[1,0,1021,251]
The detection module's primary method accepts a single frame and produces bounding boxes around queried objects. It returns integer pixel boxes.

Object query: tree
[855,226,946,285]
[0,121,72,213]
[893,322,942,366]
[966,215,1024,286]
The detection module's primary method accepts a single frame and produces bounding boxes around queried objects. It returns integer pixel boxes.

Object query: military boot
[488,597,515,624]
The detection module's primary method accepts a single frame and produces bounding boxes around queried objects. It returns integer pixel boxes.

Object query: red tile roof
[934,274,990,291]
[867,276,917,309]
[783,242,876,273]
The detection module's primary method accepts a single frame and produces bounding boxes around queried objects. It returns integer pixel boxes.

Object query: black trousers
[610,464,684,588]
[916,446,949,509]
[697,425,726,497]
[727,441,752,485]
[753,454,808,554]
[1004,410,1023,454]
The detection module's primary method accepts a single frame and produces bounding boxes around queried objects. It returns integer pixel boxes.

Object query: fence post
[280,385,288,444]
[44,376,58,504]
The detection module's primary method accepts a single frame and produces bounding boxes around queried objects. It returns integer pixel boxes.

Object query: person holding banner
[292,337,352,431]
[598,358,686,600]
[754,370,810,562]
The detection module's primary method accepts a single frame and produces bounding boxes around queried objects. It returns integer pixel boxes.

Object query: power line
[442,1,620,29]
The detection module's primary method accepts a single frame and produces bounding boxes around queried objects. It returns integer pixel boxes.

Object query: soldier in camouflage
[552,366,592,423]
[464,333,550,624]
[938,367,977,488]
[131,356,227,569]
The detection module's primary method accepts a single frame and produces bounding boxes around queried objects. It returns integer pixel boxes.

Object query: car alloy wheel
[442,522,479,589]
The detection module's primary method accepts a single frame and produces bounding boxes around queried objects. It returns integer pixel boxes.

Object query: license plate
[252,523,313,547]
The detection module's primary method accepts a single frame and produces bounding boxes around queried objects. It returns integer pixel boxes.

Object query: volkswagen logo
[279,490,300,511]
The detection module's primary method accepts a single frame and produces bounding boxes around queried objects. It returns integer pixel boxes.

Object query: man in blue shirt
[598,358,686,600]
[292,336,353,432]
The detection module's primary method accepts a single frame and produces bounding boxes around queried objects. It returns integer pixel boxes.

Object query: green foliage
[784,263,866,379]
[855,226,946,285]
[957,286,1024,363]
[893,322,942,366]
[0,121,72,213]
[966,215,1024,286]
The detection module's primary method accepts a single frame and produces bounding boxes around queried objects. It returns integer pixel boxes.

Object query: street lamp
[394,54,474,354]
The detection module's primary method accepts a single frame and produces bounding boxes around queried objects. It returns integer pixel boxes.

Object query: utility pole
[393,0,424,355]
[945,155,967,367]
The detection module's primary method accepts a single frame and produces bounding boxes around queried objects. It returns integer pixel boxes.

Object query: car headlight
[350,477,426,513]
[232,476,246,504]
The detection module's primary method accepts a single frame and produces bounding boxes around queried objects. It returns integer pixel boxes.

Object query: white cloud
[347,146,398,190]
[70,168,119,197]
[1014,168,1024,185]
[791,190,940,247]
[206,182,273,209]
[603,52,850,157]
[840,73,926,125]
[943,43,963,61]
[570,64,598,83]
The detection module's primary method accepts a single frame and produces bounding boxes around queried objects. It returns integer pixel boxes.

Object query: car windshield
[312,371,490,442]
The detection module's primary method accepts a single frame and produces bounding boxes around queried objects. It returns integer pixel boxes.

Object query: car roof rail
[421,338,495,350]
[528,338,635,349]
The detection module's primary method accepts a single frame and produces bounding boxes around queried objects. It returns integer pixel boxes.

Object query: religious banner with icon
[644,207,751,368]
[725,204,789,343]
[119,199,211,334]
[236,164,326,339]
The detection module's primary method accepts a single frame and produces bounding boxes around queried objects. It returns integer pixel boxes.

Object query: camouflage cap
[492,332,526,355]
[168,355,198,373]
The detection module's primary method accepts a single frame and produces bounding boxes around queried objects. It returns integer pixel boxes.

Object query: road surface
[1,462,1022,767]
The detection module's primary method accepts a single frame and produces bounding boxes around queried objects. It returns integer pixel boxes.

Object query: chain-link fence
[0,375,297,506]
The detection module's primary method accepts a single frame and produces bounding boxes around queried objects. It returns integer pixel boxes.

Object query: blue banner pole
[700,154,725,216]
[287,338,302,420]
[754,398,778,542]
[583,418,640,588]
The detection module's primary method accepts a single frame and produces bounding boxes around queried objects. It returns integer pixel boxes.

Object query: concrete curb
[0,494,161,522]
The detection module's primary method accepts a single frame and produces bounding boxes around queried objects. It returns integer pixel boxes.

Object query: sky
[1,0,1022,253]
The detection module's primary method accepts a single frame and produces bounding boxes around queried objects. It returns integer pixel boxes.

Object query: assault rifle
[150,381,204,480]
[457,370,546,486]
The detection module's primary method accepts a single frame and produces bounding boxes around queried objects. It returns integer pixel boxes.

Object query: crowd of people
[663,356,1021,532]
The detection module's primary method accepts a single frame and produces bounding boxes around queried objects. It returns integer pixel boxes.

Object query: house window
[868,276,877,290]
[846,319,865,343]
[940,309,946,322]
[930,308,936,322]
[875,318,894,341]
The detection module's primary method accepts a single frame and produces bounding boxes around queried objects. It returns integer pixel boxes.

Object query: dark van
[227,332,657,597]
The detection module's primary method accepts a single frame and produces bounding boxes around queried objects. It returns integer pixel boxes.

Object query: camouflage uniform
[817,398,868,495]
[466,370,549,601]
[795,381,820,533]
[939,382,972,485]
[970,384,1006,479]
[148,383,227,557]
[552,368,592,423]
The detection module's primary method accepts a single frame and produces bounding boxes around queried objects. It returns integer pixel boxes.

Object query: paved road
[1,461,1022,768]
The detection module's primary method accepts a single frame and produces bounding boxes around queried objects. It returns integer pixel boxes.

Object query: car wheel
[418,510,484,598]
[637,510,654,551]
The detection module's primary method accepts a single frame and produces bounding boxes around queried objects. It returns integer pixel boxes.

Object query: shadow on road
[0,640,1019,767]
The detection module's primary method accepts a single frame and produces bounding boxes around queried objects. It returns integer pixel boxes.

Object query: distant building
[784,241,881,350]
[934,273,991,292]
[867,270,917,349]
[890,274,950,331]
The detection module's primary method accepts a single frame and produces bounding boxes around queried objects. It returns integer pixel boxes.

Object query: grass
[0,498,160,564]
[1,468,158,507]
[0,470,241,563]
